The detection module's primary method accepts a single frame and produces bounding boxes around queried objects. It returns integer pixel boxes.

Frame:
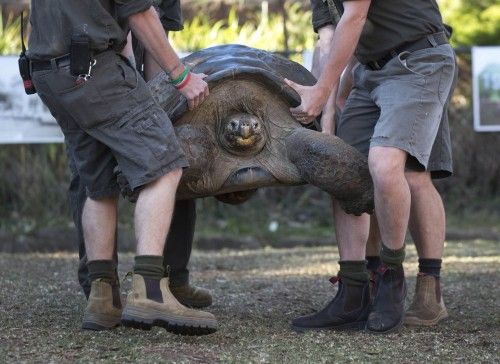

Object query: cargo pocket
[44,67,107,129]
[133,112,171,161]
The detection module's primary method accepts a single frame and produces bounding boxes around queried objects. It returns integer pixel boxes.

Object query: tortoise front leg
[286,128,374,215]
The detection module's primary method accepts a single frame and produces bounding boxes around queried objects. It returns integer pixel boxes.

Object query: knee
[405,171,434,195]
[368,148,406,188]
[166,167,183,185]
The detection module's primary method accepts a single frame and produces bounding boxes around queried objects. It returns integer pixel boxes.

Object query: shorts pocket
[133,112,171,161]
[397,47,452,78]
[397,51,432,77]
[99,56,139,99]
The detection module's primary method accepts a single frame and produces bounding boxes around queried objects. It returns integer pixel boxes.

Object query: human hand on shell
[284,78,330,125]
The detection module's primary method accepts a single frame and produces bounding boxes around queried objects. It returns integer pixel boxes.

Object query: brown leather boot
[405,273,448,326]
[170,284,213,308]
[82,279,122,330]
[121,274,217,335]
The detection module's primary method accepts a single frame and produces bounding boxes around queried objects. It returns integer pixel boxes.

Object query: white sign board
[472,46,500,132]
[0,56,63,144]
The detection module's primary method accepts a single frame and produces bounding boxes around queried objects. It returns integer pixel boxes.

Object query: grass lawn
[1,240,499,363]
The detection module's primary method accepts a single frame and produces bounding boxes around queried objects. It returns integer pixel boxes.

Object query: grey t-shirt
[28,0,152,60]
[339,0,446,64]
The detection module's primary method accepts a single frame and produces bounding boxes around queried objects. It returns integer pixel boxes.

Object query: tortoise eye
[229,120,238,130]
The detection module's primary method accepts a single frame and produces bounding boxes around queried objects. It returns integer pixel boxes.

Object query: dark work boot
[366,264,407,334]
[368,270,379,303]
[291,277,370,332]
[170,284,213,308]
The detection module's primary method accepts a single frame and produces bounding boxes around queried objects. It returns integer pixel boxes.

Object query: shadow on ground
[1,240,499,363]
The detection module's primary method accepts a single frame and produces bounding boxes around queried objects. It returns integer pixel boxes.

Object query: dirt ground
[1,240,499,363]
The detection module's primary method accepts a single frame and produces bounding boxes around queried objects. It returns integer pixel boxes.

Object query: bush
[439,0,500,46]
[0,8,21,55]
[170,1,315,61]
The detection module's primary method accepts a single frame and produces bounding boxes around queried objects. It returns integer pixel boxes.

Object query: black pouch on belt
[18,12,36,95]
[70,34,91,77]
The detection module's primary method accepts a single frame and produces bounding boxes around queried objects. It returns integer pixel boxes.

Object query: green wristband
[170,65,190,86]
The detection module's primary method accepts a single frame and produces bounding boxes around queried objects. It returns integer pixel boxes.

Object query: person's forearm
[316,1,370,95]
[336,56,357,110]
[316,38,339,134]
[313,26,338,134]
[321,83,338,134]
[128,7,184,79]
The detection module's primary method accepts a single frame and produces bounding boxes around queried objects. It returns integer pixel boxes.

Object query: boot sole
[366,315,404,335]
[405,310,449,326]
[121,306,217,336]
[291,320,367,333]
[82,312,121,331]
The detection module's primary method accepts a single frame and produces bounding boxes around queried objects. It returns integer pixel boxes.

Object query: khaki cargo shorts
[32,50,188,199]
[337,44,457,179]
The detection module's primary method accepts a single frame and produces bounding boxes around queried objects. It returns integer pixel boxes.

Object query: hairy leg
[82,196,118,261]
[368,146,410,250]
[134,169,183,256]
[406,171,445,258]
[333,199,370,261]
[366,214,381,256]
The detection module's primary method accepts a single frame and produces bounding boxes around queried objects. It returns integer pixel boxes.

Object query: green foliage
[439,0,500,46]
[170,2,315,61]
[0,144,70,232]
[0,9,22,55]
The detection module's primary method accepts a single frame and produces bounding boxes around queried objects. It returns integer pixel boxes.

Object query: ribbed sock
[366,256,382,272]
[87,260,116,283]
[380,244,406,269]
[338,260,369,286]
[418,258,442,278]
[133,255,165,280]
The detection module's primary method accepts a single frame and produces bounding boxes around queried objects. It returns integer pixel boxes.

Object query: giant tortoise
[129,45,373,215]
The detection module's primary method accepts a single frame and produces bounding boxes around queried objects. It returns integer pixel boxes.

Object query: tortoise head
[219,113,266,156]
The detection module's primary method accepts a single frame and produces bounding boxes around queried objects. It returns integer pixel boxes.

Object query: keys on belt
[76,59,97,85]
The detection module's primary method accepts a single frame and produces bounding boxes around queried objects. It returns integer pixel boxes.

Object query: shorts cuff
[128,155,189,191]
[370,137,429,170]
[161,21,184,32]
[87,185,120,200]
[313,20,334,33]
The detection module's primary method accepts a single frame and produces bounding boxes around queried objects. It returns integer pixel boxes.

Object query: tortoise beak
[240,125,251,139]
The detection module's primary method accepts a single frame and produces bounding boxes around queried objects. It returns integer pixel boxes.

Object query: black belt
[31,48,110,72]
[31,54,71,72]
[365,31,448,71]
